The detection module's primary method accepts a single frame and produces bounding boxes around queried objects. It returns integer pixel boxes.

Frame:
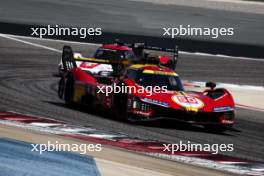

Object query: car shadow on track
[45,101,239,136]
[138,120,240,136]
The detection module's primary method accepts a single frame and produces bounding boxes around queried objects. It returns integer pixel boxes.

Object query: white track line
[180,51,264,61]
[236,104,264,112]
[146,153,263,176]
[0,34,61,53]
[0,33,101,46]
[1,33,264,61]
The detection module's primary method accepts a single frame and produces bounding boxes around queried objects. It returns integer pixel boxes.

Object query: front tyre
[204,111,234,133]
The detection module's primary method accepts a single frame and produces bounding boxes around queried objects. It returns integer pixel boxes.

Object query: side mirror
[205,81,216,90]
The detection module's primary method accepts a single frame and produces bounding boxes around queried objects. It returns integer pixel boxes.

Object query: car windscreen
[137,73,184,91]
[94,48,135,60]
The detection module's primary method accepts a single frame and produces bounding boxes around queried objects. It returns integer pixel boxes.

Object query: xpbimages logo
[163,141,234,154]
[97,83,167,96]
[31,141,102,154]
[30,25,102,39]
[163,25,234,39]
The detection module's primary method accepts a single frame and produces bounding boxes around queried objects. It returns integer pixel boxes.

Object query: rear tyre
[58,77,65,99]
[64,75,74,106]
[113,92,128,121]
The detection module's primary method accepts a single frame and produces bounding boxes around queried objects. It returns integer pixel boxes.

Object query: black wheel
[58,77,65,99]
[64,75,74,105]
[204,111,234,133]
[113,92,128,121]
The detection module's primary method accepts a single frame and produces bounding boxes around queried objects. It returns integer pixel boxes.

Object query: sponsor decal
[213,106,234,112]
[141,98,169,107]
[172,95,204,108]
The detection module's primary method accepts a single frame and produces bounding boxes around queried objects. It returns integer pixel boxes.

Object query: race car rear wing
[112,39,179,70]
[131,42,179,70]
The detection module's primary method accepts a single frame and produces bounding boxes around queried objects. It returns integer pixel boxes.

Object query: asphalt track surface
[0,0,264,58]
[0,0,263,45]
[0,36,263,163]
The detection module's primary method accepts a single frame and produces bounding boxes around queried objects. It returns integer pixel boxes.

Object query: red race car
[58,45,235,132]
[58,40,179,75]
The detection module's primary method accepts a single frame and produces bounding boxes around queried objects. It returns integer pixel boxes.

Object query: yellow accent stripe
[186,107,199,112]
[143,69,178,76]
[75,57,110,63]
[129,64,156,69]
